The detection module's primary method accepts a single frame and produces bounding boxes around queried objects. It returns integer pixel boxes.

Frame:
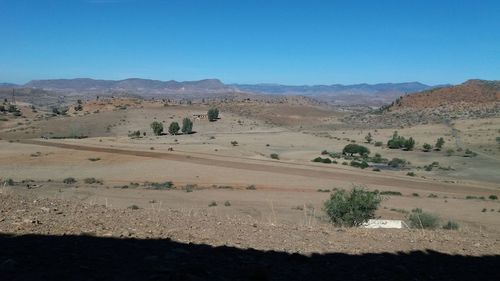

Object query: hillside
[389,80,500,111]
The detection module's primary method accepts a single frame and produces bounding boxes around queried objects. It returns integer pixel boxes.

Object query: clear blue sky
[0,0,499,85]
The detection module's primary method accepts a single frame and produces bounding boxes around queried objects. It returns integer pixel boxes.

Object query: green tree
[323,187,381,227]
[403,137,415,151]
[423,143,432,152]
[365,132,373,143]
[182,118,193,134]
[168,122,180,135]
[435,137,445,150]
[150,121,163,136]
[342,144,370,156]
[208,108,219,121]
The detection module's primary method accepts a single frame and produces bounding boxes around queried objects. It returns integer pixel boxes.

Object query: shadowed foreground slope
[1,234,498,281]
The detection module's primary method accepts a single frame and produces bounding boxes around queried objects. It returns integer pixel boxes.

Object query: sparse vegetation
[323,187,381,227]
[408,209,439,229]
[208,201,217,207]
[63,177,77,184]
[270,153,279,160]
[380,191,402,196]
[146,181,174,190]
[442,220,459,230]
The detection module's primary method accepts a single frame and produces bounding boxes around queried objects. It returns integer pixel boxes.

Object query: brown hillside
[390,80,500,110]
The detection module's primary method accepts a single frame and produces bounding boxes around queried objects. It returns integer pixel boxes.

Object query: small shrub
[317,189,330,193]
[83,177,101,184]
[408,209,439,229]
[422,143,433,152]
[372,168,381,172]
[224,201,231,207]
[412,193,420,197]
[128,205,140,210]
[481,208,487,212]
[442,220,459,230]
[380,191,402,196]
[5,178,15,186]
[374,141,383,147]
[323,187,381,227]
[489,195,498,200]
[350,160,368,169]
[246,185,256,190]
[146,181,174,190]
[208,201,217,207]
[150,121,163,136]
[387,158,406,169]
[428,193,438,198]
[407,172,416,177]
[168,122,180,135]
[63,177,77,184]
[230,140,238,146]
[88,157,101,162]
[270,153,279,160]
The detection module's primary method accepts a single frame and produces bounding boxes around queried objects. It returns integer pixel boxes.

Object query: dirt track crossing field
[18,139,499,195]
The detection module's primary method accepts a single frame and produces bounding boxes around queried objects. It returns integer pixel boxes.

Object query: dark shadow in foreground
[0,233,498,281]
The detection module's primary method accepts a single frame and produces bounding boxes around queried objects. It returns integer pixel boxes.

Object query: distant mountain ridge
[231,82,433,96]
[0,78,439,102]
[22,78,227,92]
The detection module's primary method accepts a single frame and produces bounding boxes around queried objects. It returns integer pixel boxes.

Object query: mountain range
[0,78,436,97]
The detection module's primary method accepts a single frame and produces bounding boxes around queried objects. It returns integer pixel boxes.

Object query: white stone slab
[362,219,403,229]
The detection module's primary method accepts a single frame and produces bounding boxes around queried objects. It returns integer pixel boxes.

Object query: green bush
[150,121,163,136]
[380,191,402,196]
[63,177,77,184]
[408,209,439,229]
[323,187,381,227]
[350,160,369,169]
[435,137,445,150]
[342,144,370,156]
[489,195,498,200]
[168,122,180,135]
[146,181,174,190]
[181,118,193,134]
[207,108,219,121]
[422,143,432,152]
[270,153,279,160]
[406,172,416,177]
[442,220,459,230]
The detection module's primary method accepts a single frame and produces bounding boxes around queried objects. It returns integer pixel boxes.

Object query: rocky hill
[388,80,499,111]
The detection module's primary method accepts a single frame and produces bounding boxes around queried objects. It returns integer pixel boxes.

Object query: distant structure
[192,113,207,120]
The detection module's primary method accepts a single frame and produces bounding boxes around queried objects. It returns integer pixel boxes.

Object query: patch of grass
[380,191,402,196]
[408,209,440,229]
[83,177,103,185]
[146,181,174,190]
[442,220,459,230]
[63,177,77,184]
[183,184,197,193]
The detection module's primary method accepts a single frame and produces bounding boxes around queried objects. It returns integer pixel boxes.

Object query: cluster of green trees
[150,118,194,136]
[387,131,415,150]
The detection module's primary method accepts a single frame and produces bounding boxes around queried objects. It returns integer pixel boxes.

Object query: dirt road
[18,139,499,195]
